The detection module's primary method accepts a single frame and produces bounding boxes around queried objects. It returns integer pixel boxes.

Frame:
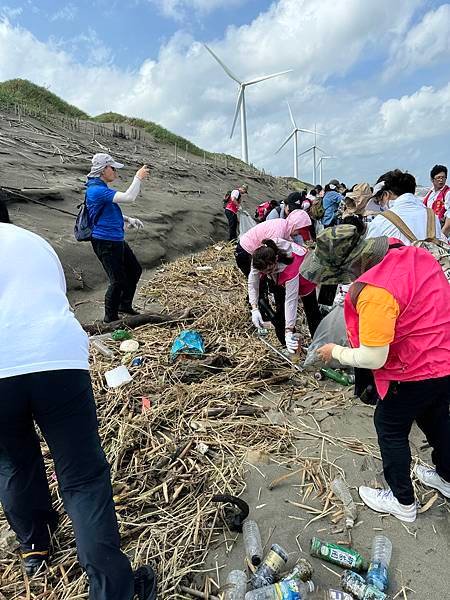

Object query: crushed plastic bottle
[341,571,389,600]
[366,535,392,593]
[282,558,314,582]
[242,519,263,566]
[310,537,367,571]
[224,570,247,600]
[90,338,114,358]
[331,477,357,529]
[250,544,289,589]
[245,579,314,599]
[328,590,353,600]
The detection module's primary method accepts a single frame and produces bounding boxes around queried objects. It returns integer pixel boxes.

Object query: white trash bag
[304,304,349,369]
[238,210,257,237]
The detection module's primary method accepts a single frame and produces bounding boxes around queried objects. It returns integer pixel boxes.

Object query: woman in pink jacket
[235,209,311,277]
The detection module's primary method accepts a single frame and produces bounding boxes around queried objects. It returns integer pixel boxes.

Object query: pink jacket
[239,209,311,254]
[345,245,450,398]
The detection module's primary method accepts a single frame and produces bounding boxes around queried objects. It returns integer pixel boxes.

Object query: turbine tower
[204,44,292,164]
[317,155,336,186]
[297,124,325,185]
[275,101,316,179]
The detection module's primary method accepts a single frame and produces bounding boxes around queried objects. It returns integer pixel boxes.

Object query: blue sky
[0,0,449,185]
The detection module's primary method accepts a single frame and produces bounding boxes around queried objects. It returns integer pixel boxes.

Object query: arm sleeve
[284,275,299,329]
[356,285,399,346]
[112,176,142,204]
[332,343,389,369]
[248,267,261,308]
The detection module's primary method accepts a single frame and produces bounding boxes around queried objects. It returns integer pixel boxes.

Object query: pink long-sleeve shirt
[239,209,311,254]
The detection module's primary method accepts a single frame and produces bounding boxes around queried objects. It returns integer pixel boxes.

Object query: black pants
[225,209,238,241]
[374,376,450,505]
[92,239,142,320]
[271,284,322,345]
[0,370,134,600]
[235,243,252,277]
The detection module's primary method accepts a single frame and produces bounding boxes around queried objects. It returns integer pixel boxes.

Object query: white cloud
[0,5,22,19]
[50,3,78,22]
[149,0,247,20]
[386,4,450,76]
[0,0,448,185]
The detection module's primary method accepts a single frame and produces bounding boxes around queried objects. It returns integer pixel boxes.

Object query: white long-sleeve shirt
[0,224,89,379]
[366,193,445,244]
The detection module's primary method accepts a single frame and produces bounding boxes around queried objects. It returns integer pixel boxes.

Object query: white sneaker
[358,486,417,522]
[414,465,450,498]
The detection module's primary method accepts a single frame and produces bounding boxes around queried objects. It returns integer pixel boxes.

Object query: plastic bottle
[282,558,314,582]
[331,477,357,529]
[316,368,355,385]
[111,329,132,341]
[341,571,389,600]
[250,544,289,589]
[310,537,367,571]
[90,339,114,358]
[245,579,314,600]
[366,535,392,593]
[242,519,263,566]
[328,591,353,600]
[224,570,247,600]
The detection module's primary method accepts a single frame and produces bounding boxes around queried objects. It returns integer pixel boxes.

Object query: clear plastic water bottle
[341,570,388,600]
[242,519,263,566]
[366,535,392,592]
[282,558,313,582]
[224,570,247,600]
[244,579,314,599]
[331,477,357,529]
[250,544,289,589]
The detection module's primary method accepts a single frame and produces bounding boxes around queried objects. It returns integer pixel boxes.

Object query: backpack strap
[380,210,417,243]
[426,207,437,240]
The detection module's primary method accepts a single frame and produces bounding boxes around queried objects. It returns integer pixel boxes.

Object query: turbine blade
[204,44,241,84]
[230,87,244,138]
[298,146,314,157]
[287,101,296,128]
[316,146,326,153]
[298,128,316,135]
[245,69,293,86]
[275,131,295,154]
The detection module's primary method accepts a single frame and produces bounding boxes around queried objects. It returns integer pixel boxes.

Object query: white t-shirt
[0,224,89,379]
[366,193,445,245]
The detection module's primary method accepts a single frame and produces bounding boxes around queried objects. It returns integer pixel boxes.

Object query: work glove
[251,308,265,328]
[127,217,144,230]
[285,331,299,354]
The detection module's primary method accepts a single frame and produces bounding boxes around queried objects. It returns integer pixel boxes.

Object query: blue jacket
[85,178,124,241]
[322,191,343,226]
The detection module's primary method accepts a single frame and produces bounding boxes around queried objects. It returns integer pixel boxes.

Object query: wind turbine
[204,44,292,164]
[317,156,336,186]
[297,124,325,185]
[275,101,316,180]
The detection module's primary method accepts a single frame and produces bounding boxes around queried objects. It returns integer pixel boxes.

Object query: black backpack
[74,191,106,242]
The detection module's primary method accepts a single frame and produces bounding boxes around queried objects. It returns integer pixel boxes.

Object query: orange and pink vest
[344,244,450,399]
[277,252,317,297]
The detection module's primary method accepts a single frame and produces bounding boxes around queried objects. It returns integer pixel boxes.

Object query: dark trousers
[225,209,238,241]
[374,375,450,505]
[271,285,322,345]
[235,243,252,277]
[318,284,338,307]
[92,239,142,320]
[0,370,134,600]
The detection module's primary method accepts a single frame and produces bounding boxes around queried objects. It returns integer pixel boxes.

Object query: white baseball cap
[87,153,124,177]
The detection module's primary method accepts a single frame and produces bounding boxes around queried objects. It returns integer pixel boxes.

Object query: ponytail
[252,239,293,271]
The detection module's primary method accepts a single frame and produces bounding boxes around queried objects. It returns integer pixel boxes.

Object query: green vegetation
[94,111,210,158]
[0,79,88,118]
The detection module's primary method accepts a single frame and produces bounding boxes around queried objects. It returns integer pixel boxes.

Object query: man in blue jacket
[322,178,344,228]
[86,153,149,322]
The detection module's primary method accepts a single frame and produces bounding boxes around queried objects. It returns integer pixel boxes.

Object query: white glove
[251,308,265,328]
[285,331,299,354]
[127,217,144,230]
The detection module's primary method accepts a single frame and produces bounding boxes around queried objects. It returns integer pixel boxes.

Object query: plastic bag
[303,304,349,369]
[238,210,257,237]
[170,330,205,362]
